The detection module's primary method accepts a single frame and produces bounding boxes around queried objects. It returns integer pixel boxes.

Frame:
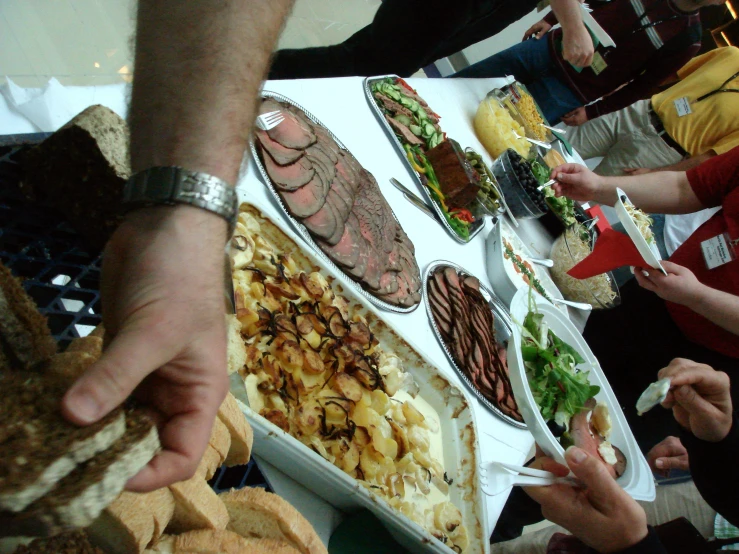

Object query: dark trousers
[268,0,540,79]
[493,281,739,542]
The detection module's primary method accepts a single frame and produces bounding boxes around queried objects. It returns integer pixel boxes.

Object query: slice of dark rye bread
[0,371,126,513]
[11,530,105,553]
[5,408,160,536]
[21,104,130,252]
[0,264,56,370]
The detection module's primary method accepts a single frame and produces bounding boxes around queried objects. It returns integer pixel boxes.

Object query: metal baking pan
[231,203,489,554]
[250,90,419,314]
[423,259,527,429]
[364,75,485,244]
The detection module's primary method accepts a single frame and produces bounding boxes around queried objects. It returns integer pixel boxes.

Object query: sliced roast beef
[318,224,359,269]
[303,197,340,243]
[262,153,315,191]
[374,92,414,119]
[313,126,340,163]
[327,187,351,226]
[255,130,303,166]
[375,272,399,296]
[568,399,618,479]
[306,145,335,182]
[262,99,316,150]
[331,175,356,214]
[385,115,424,146]
[353,204,384,253]
[335,156,360,193]
[324,194,346,246]
[361,249,384,291]
[278,172,327,218]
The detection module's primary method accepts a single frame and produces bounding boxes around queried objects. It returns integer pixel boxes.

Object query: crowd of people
[45,0,737,552]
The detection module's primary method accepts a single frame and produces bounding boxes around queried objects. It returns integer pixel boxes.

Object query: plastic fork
[256,110,284,131]
[537,179,556,191]
[540,123,565,134]
[480,461,577,496]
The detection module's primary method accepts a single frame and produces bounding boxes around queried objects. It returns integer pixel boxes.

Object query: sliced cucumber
[417,107,428,120]
[423,122,435,137]
[427,133,442,150]
[409,124,422,136]
[394,114,412,126]
[398,96,414,109]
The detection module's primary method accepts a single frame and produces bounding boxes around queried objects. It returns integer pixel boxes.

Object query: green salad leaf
[520,291,600,422]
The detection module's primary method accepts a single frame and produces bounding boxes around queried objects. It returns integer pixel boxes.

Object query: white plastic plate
[614,187,667,275]
[507,288,655,502]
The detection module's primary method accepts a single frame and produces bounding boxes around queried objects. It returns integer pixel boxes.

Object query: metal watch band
[122,166,238,235]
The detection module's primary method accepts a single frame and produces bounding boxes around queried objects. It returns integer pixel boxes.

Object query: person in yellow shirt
[567,46,739,177]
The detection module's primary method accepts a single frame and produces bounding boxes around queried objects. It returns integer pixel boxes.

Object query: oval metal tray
[423,259,526,429]
[364,75,485,244]
[251,91,419,314]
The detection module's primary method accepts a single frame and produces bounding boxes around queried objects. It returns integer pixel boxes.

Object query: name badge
[700,233,737,269]
[674,97,692,117]
[591,51,608,75]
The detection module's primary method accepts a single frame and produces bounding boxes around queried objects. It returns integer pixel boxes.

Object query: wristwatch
[122,166,238,235]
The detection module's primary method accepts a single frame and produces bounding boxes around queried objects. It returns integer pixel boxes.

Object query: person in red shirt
[550,146,739,449]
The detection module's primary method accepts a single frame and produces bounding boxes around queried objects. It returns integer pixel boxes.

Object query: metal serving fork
[256,110,284,131]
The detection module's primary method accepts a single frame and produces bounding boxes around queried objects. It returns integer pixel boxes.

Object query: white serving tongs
[513,131,552,150]
[480,461,579,496]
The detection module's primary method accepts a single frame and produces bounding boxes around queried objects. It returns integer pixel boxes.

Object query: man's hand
[550,163,602,201]
[562,23,594,68]
[526,447,649,553]
[658,358,733,442]
[635,261,705,306]
[647,436,689,477]
[561,107,588,127]
[523,20,553,41]
[623,168,653,176]
[62,206,230,491]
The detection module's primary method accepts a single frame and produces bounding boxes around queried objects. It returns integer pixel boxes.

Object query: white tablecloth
[0,75,586,548]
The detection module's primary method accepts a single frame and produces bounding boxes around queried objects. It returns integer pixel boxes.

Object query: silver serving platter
[364,75,485,244]
[423,259,527,428]
[251,90,419,314]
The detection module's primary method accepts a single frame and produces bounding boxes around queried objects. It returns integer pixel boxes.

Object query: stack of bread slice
[0,264,161,537]
[1,262,326,553]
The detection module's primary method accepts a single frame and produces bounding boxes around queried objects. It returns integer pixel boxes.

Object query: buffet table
[0,75,587,548]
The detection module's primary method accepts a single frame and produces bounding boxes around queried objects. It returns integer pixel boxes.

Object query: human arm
[523,19,553,41]
[550,0,594,67]
[656,359,739,526]
[60,0,294,491]
[635,261,739,337]
[550,164,705,214]
[624,151,715,175]
[525,447,657,553]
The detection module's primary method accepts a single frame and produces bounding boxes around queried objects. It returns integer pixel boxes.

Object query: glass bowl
[549,225,621,309]
[491,149,548,219]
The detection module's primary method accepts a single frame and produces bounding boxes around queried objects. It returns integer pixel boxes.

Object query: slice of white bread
[208,418,231,467]
[0,371,126,513]
[220,488,326,554]
[195,445,222,481]
[217,393,253,467]
[226,315,246,375]
[146,530,300,554]
[167,476,228,534]
[86,487,174,553]
[12,409,160,535]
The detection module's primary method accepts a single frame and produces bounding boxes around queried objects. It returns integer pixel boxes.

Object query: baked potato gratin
[229,207,469,552]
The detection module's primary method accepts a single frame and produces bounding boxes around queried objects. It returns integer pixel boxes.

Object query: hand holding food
[561,106,588,127]
[562,23,594,68]
[525,447,649,553]
[62,206,230,491]
[551,164,602,202]
[658,358,733,443]
[523,20,553,41]
[635,261,704,306]
[647,436,689,477]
